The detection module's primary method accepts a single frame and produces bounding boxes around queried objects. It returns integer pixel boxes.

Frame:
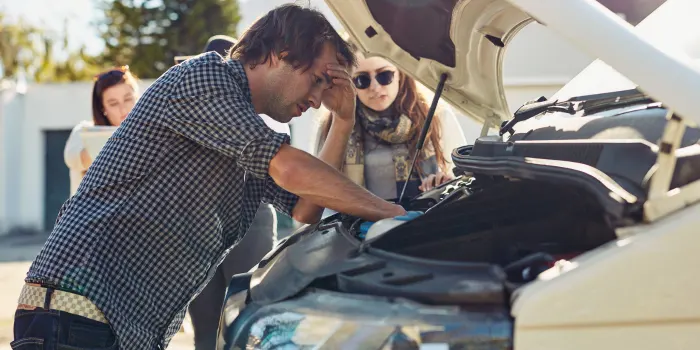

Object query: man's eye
[314,76,324,85]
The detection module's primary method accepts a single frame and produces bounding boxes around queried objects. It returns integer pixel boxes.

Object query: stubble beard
[263,73,293,123]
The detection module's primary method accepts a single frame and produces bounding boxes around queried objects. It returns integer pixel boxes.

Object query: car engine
[326,174,617,286]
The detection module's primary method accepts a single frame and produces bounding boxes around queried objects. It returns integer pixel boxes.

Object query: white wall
[1,87,24,232]
[6,82,92,230]
[0,86,7,232]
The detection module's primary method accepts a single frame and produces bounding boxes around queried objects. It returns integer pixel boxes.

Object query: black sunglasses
[352,70,395,90]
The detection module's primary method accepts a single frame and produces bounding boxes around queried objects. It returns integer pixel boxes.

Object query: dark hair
[230,4,356,70]
[91,66,138,126]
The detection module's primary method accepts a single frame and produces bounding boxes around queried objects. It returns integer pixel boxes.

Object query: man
[176,34,288,350]
[13,4,405,350]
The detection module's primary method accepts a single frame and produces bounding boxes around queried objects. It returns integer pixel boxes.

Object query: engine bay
[329,175,618,285]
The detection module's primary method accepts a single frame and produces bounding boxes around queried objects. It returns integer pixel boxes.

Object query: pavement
[0,233,196,350]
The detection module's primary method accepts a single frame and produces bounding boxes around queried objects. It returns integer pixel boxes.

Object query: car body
[216,0,700,349]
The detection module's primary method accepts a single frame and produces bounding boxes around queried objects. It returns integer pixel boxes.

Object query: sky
[0,0,104,55]
[0,0,335,58]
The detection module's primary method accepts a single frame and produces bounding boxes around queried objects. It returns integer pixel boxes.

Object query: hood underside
[325,0,534,126]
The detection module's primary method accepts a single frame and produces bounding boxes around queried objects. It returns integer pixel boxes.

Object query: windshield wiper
[499,88,655,137]
[499,97,576,136]
[398,73,449,203]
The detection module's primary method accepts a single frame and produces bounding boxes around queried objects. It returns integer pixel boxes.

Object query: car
[216,0,700,349]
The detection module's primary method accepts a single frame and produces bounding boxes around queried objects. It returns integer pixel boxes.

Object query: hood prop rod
[398,73,449,204]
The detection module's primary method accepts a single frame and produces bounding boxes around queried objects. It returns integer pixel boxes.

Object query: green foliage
[0,13,41,79]
[97,0,241,79]
[0,13,103,82]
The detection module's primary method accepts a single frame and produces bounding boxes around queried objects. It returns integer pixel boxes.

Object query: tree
[1,12,103,82]
[0,12,42,80]
[33,19,104,82]
[97,0,241,79]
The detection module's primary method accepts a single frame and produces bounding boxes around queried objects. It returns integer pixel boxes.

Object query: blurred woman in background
[313,43,466,201]
[63,66,140,195]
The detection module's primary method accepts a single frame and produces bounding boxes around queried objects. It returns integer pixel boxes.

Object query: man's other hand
[322,59,356,122]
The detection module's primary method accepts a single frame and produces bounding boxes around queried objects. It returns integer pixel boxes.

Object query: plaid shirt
[25,52,299,349]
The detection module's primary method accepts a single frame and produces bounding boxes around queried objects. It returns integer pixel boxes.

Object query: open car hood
[325,0,534,127]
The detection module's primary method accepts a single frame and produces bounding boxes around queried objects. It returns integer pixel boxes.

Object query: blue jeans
[12,308,118,349]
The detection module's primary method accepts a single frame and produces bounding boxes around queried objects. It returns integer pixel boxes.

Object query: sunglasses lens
[376,71,395,86]
[353,74,371,89]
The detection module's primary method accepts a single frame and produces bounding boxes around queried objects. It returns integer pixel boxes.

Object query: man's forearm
[286,115,353,223]
[317,115,353,170]
[270,144,405,223]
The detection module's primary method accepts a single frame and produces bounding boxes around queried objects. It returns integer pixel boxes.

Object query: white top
[64,120,94,195]
[437,105,468,171]
[63,116,290,196]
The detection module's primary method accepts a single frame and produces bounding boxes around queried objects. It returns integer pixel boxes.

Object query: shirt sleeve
[64,121,90,171]
[261,176,299,218]
[165,61,289,179]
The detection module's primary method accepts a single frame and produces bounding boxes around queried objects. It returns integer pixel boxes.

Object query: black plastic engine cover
[248,215,508,306]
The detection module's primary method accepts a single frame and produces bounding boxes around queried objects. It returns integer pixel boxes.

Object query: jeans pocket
[14,309,58,341]
[10,337,44,349]
[66,320,117,349]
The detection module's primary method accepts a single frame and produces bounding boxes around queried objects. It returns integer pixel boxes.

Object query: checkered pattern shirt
[25,52,299,349]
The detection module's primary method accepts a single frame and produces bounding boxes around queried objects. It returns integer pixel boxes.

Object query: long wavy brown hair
[317,60,447,174]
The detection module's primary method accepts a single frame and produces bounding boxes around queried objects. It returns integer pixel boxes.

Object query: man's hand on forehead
[322,56,356,121]
[322,72,332,86]
[325,52,354,89]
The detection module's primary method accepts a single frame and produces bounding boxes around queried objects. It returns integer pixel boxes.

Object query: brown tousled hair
[229,4,356,70]
[91,66,138,126]
[318,47,447,174]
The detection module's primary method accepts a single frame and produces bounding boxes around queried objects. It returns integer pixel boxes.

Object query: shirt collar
[226,59,253,103]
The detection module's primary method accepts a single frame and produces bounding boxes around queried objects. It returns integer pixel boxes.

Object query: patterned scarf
[344,104,438,199]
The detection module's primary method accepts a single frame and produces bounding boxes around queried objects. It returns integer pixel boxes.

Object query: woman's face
[353,53,399,112]
[101,82,137,126]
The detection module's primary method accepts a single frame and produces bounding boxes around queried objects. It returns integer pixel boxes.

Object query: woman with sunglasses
[313,46,466,202]
[64,66,140,194]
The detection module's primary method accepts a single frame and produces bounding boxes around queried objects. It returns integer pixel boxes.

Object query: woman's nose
[368,78,381,92]
[120,104,129,117]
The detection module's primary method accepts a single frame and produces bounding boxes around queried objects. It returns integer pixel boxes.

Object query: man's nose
[309,91,322,109]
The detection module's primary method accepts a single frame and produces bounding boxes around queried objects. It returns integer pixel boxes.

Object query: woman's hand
[322,57,356,123]
[80,149,93,170]
[418,172,453,192]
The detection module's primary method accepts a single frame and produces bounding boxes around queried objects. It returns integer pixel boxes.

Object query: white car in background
[217,0,700,349]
